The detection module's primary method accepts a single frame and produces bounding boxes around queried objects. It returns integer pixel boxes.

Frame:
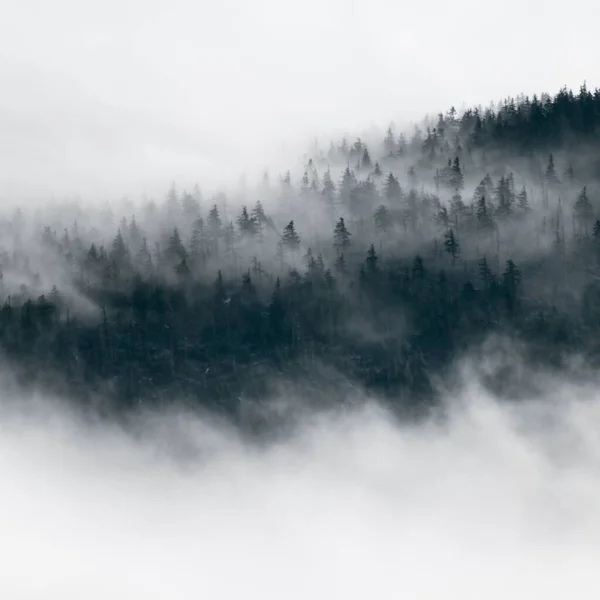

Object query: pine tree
[214,270,226,304]
[251,201,267,239]
[435,205,450,229]
[175,258,191,279]
[365,244,379,273]
[111,229,128,266]
[339,166,356,202]
[136,237,154,276]
[574,186,593,235]
[333,217,351,252]
[374,205,392,233]
[190,218,206,263]
[166,228,188,262]
[383,126,396,155]
[397,133,407,156]
[564,163,575,185]
[503,259,521,311]
[546,153,559,184]
[362,147,372,171]
[476,196,492,228]
[182,192,200,222]
[407,166,417,188]
[129,216,143,252]
[300,171,310,196]
[575,186,593,218]
[282,221,300,251]
[478,256,494,290]
[321,168,336,208]
[473,178,487,203]
[237,206,258,237]
[384,173,403,203]
[422,127,436,158]
[495,176,513,217]
[335,252,347,275]
[450,157,464,190]
[268,278,285,335]
[166,182,181,220]
[517,187,530,212]
[444,228,460,263]
[303,246,317,272]
[412,254,425,280]
[223,222,236,260]
[450,192,466,225]
[208,205,222,237]
[243,274,259,308]
[282,171,292,189]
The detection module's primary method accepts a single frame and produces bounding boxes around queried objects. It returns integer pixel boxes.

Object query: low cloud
[0,363,599,599]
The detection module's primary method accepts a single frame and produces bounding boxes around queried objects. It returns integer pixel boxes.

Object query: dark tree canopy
[2,83,600,421]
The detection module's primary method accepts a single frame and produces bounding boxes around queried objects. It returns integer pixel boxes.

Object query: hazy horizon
[2,0,599,199]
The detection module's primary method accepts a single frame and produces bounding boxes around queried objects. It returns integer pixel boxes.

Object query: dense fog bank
[1,365,599,598]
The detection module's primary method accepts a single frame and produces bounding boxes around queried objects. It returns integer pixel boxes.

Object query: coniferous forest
[4,84,600,419]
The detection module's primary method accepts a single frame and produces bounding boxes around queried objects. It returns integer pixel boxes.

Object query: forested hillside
[3,83,600,417]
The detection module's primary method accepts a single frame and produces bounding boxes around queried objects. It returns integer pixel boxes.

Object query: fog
[3,1,600,596]
[1,360,599,599]
[2,0,600,199]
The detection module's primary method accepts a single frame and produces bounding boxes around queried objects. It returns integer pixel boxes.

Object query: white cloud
[1,371,600,598]
[0,0,598,196]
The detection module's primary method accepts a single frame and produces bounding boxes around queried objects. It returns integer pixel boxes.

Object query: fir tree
[476,196,493,228]
[383,126,396,155]
[237,206,258,237]
[384,173,403,203]
[374,205,392,233]
[478,256,494,290]
[546,153,559,184]
[517,187,530,212]
[282,221,301,251]
[166,228,188,262]
[333,217,351,252]
[365,244,379,273]
[450,157,464,190]
[444,228,460,263]
[412,254,425,280]
[335,252,347,275]
[361,147,372,171]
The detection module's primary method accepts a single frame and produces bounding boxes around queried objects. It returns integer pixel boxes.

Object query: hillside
[2,83,600,420]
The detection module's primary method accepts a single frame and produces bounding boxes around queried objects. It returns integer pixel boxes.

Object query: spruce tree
[333,217,351,252]
[282,221,301,251]
[444,228,460,263]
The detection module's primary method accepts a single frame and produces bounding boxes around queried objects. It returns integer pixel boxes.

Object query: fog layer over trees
[1,84,600,420]
[4,82,600,598]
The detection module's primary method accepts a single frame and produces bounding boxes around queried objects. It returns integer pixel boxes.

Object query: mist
[2,0,600,200]
[4,0,600,595]
[1,358,599,599]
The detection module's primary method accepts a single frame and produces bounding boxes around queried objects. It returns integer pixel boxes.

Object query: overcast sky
[0,0,598,199]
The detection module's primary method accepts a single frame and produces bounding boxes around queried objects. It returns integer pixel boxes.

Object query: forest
[2,83,600,420]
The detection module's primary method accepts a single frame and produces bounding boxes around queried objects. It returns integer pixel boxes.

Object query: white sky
[0,0,598,198]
